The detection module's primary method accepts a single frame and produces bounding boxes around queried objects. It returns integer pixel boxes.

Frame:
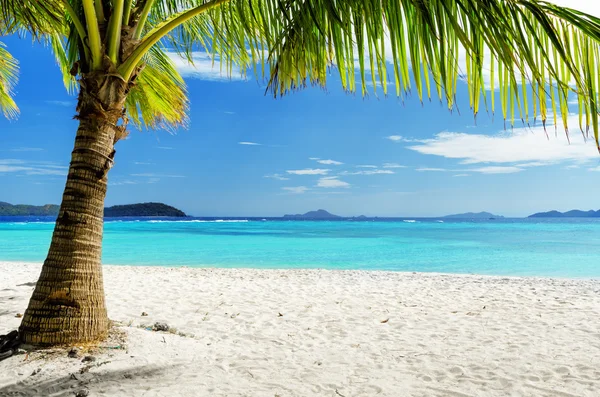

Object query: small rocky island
[443,211,504,219]
[0,201,185,217]
[283,209,341,220]
[104,203,186,217]
[528,209,600,218]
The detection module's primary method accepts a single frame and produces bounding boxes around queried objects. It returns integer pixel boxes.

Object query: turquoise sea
[1,217,600,277]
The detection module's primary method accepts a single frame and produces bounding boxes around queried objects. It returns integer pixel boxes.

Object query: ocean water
[1,217,600,277]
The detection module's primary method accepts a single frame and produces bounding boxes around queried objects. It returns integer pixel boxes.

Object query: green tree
[2,0,600,345]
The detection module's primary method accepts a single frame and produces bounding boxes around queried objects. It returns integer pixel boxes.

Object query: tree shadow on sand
[0,363,183,397]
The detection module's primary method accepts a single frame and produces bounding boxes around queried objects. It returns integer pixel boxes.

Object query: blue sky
[3,4,600,217]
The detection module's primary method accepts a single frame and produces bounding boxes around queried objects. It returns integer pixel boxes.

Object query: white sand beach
[1,261,599,396]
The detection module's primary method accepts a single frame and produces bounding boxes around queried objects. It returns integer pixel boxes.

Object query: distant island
[283,209,341,220]
[0,202,60,216]
[443,212,505,219]
[104,203,186,217]
[528,209,600,218]
[0,202,186,217]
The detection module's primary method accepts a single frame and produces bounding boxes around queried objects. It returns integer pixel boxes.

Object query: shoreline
[1,260,598,281]
[2,261,599,396]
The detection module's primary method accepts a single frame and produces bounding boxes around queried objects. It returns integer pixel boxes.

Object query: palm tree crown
[0,0,600,145]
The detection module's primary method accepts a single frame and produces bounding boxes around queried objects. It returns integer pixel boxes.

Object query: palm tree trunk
[19,70,129,345]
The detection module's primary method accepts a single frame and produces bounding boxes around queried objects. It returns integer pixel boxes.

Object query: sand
[1,261,599,396]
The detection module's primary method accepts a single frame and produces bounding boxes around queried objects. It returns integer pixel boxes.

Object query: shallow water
[1,216,599,277]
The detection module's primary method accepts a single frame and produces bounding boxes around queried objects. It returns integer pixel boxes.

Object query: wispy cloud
[110,178,160,186]
[416,166,522,174]
[156,146,173,150]
[453,174,470,177]
[316,176,351,188]
[167,51,245,81]
[287,168,330,175]
[386,135,404,142]
[130,173,185,178]
[10,147,44,152]
[470,166,523,174]
[340,169,394,175]
[589,166,600,172]
[133,161,154,165]
[386,135,421,143]
[282,186,309,194]
[407,116,598,166]
[264,173,290,181]
[0,159,67,176]
[382,163,406,168]
[357,165,377,168]
[238,141,262,146]
[224,111,235,115]
[416,167,447,172]
[310,158,344,165]
[46,100,73,107]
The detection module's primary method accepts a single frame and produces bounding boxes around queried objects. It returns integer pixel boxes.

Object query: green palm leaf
[0,41,18,119]
[126,45,189,131]
[120,0,600,147]
[5,0,600,147]
[0,0,64,36]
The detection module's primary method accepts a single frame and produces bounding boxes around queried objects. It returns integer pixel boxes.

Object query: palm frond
[125,45,189,131]
[0,41,19,119]
[46,33,77,94]
[6,0,600,148]
[0,0,64,36]
[129,0,600,148]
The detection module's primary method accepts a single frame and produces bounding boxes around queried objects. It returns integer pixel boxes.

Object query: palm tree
[2,0,600,345]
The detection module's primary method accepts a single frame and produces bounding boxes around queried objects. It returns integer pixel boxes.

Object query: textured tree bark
[19,69,129,345]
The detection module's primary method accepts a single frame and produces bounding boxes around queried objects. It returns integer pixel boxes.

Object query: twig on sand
[335,389,346,397]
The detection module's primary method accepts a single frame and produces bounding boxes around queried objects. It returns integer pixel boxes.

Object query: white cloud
[109,180,140,186]
[167,51,245,81]
[10,147,44,152]
[382,163,406,168]
[287,168,330,175]
[224,111,235,115]
[312,158,344,165]
[46,100,73,107]
[0,159,67,176]
[590,166,600,172]
[470,166,523,174]
[416,167,447,172]
[340,169,394,175]
[453,174,470,177]
[130,173,185,178]
[110,178,160,186]
[0,165,65,175]
[156,146,173,150]
[316,177,350,188]
[408,116,598,166]
[282,186,309,194]
[386,135,422,143]
[416,165,522,174]
[239,141,261,146]
[357,165,377,168]
[386,135,404,142]
[264,174,290,181]
[133,161,154,165]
